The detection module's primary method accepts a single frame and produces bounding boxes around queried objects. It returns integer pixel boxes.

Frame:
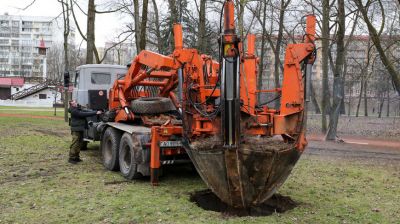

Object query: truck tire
[119,133,142,180]
[130,97,175,114]
[101,127,122,171]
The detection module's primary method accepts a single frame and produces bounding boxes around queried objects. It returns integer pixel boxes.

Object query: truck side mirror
[64,71,70,88]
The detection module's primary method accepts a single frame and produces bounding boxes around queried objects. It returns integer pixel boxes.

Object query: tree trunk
[386,82,390,117]
[133,0,141,54]
[60,0,70,122]
[86,0,95,64]
[340,58,347,115]
[325,0,345,141]
[168,0,178,51]
[321,0,331,133]
[311,83,321,114]
[348,87,352,116]
[139,0,149,51]
[257,0,267,103]
[273,0,290,108]
[117,49,121,65]
[197,0,206,53]
[356,78,363,117]
[364,80,368,116]
[354,0,400,96]
[152,0,162,53]
[236,0,245,38]
[378,95,384,118]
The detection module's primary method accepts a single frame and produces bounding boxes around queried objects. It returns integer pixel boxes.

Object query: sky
[0,0,126,46]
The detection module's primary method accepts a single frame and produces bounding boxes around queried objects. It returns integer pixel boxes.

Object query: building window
[91,73,111,85]
[39,94,47,99]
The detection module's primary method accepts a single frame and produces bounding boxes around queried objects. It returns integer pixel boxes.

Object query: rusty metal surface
[142,114,182,126]
[184,137,301,208]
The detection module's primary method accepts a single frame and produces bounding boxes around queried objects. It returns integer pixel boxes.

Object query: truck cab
[71,64,128,141]
[72,64,127,110]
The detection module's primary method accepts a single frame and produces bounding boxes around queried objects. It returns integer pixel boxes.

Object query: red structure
[0,77,24,100]
[37,39,48,56]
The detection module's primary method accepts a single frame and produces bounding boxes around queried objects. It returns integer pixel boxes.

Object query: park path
[0,109,53,111]
[308,134,400,149]
[0,113,63,120]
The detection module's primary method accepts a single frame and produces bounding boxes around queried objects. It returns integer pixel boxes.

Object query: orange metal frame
[108,0,316,184]
[149,125,183,185]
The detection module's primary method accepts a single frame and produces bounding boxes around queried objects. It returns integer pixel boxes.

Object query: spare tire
[131,97,175,114]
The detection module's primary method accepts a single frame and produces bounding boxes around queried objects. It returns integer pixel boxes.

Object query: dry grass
[0,112,399,223]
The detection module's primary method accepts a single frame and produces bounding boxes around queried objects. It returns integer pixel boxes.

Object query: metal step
[11,80,61,100]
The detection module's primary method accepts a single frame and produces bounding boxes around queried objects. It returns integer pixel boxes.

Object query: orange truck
[70,0,317,208]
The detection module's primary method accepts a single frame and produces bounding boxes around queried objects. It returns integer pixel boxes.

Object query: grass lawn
[0,115,399,224]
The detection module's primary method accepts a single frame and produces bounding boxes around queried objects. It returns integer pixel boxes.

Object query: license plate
[159,141,183,148]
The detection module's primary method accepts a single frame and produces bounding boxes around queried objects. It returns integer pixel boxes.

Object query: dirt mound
[190,189,297,217]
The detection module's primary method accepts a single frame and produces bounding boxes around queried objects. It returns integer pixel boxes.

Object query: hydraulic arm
[221,0,241,148]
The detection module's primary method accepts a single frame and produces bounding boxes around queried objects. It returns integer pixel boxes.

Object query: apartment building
[100,41,135,66]
[0,13,75,80]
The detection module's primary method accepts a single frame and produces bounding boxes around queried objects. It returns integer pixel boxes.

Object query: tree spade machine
[75,0,316,209]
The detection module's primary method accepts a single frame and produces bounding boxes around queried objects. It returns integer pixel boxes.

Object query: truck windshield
[117,74,126,80]
[91,73,111,85]
[74,71,79,87]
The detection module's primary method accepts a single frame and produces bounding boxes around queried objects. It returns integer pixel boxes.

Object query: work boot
[68,158,83,164]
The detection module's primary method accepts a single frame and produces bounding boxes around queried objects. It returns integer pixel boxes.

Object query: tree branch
[18,0,37,10]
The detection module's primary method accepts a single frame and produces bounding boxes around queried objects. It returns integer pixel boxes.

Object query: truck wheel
[101,127,121,171]
[130,97,175,114]
[119,133,142,180]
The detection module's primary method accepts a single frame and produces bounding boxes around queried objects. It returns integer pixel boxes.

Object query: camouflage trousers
[69,131,86,159]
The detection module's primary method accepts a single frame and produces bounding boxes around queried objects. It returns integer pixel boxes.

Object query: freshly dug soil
[191,136,295,152]
[190,189,297,217]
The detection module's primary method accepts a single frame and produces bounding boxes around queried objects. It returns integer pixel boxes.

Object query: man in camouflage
[68,100,102,164]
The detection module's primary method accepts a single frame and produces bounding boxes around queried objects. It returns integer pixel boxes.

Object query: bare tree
[168,0,179,50]
[354,0,400,96]
[131,0,149,52]
[58,0,71,122]
[46,44,64,81]
[139,0,149,51]
[325,0,346,140]
[257,0,268,102]
[70,0,131,63]
[58,0,70,71]
[151,0,162,52]
[18,0,37,10]
[321,0,331,132]
[86,0,96,64]
[273,0,291,97]
[197,0,207,52]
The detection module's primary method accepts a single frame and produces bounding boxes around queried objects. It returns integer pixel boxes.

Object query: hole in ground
[190,189,297,217]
